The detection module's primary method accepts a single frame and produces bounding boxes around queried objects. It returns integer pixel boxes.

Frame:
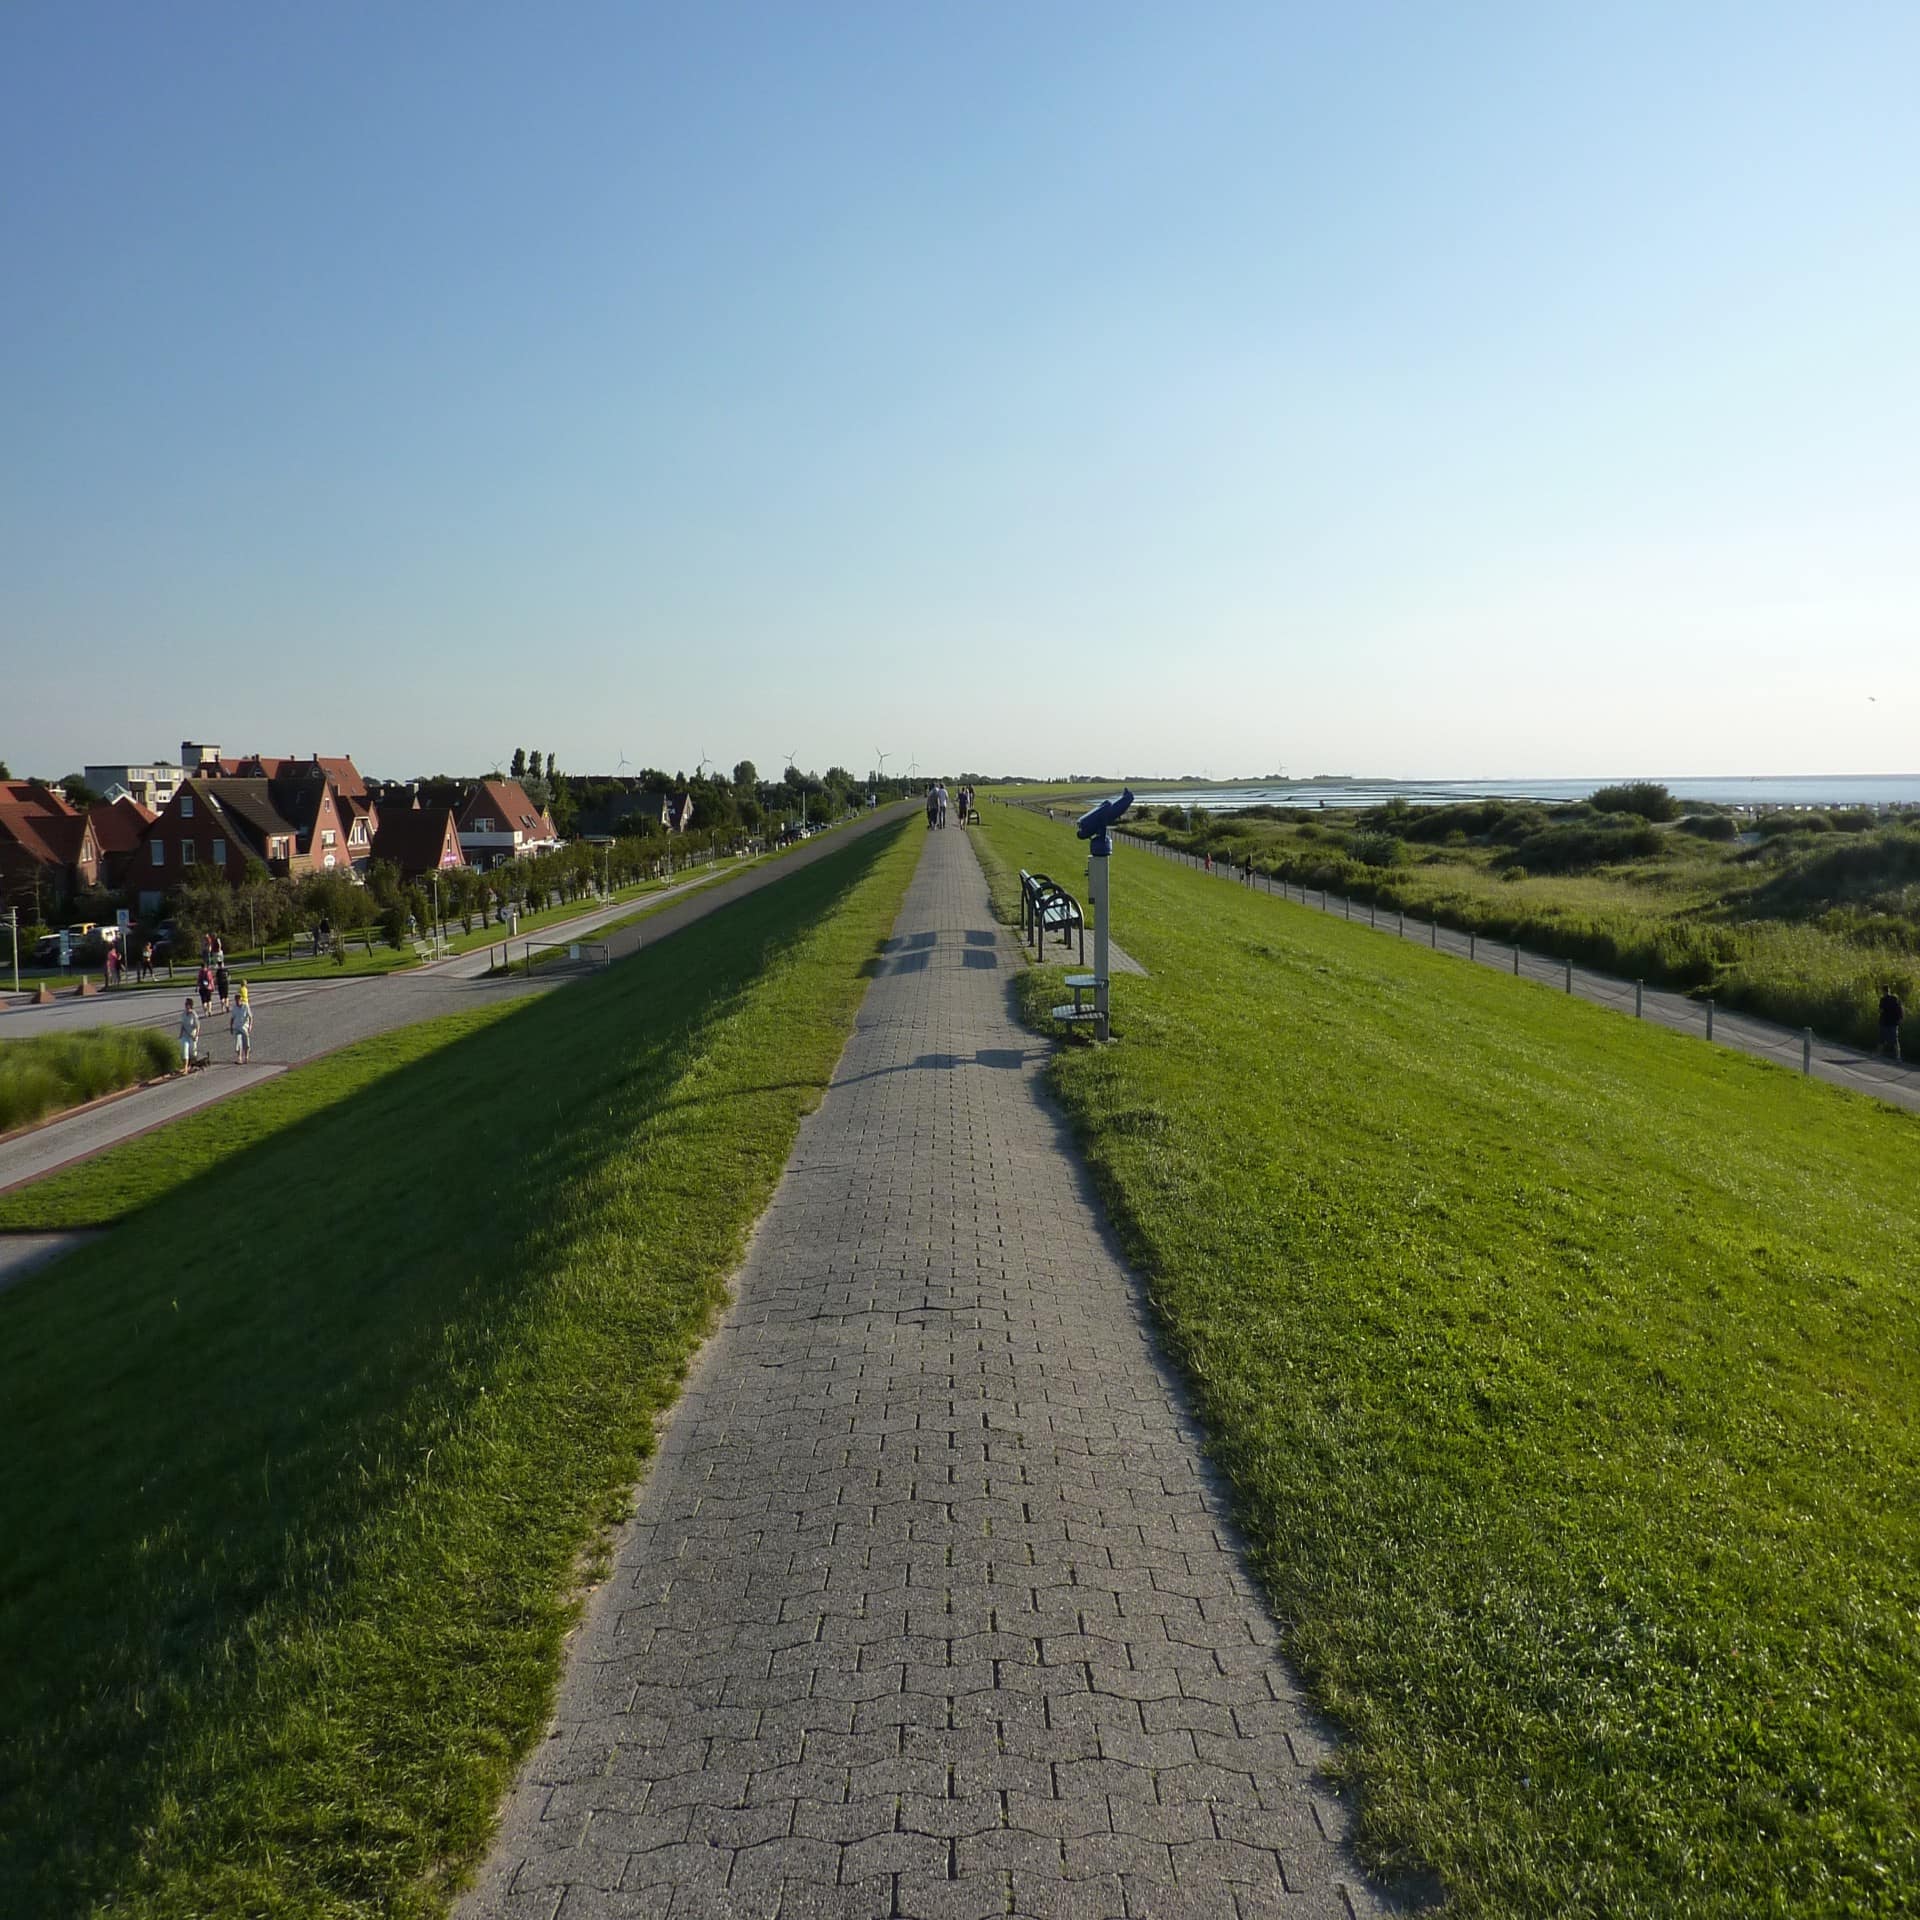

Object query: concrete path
[1130,834,1920,1116]
[462,825,1391,1920]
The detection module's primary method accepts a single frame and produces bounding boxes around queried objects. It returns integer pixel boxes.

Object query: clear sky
[3,2,1916,783]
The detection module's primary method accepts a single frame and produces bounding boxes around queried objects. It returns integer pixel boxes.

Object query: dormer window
[181,794,194,817]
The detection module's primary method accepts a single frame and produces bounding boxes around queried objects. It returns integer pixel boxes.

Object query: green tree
[60,773,101,808]
[510,747,527,781]
[733,760,757,789]
[528,750,543,782]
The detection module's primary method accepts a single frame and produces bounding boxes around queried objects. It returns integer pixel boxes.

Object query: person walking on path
[214,959,230,1011]
[104,944,120,989]
[196,962,214,1018]
[230,982,253,1065]
[177,997,200,1073]
[140,938,154,982]
[925,788,937,830]
[1878,986,1904,1061]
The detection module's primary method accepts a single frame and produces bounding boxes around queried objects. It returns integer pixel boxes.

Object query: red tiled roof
[460,778,557,841]
[87,796,158,855]
[0,783,88,868]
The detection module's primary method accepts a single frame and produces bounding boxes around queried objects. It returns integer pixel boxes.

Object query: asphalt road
[0,806,914,1193]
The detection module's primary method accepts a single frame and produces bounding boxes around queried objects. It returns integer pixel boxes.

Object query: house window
[181,794,194,817]
[151,841,165,866]
[212,838,226,865]
[471,816,494,832]
[322,828,336,848]
[181,843,196,866]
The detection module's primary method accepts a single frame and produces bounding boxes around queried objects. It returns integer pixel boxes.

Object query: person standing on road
[178,997,201,1072]
[230,981,253,1065]
[214,958,230,1011]
[1878,986,1904,1061]
[141,938,154,981]
[197,961,214,1017]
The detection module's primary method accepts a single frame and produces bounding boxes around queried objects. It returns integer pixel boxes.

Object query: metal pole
[7,907,16,995]
[1369,902,1375,928]
[1469,932,1476,961]
[1636,980,1644,1017]
[1512,945,1520,976]
[1430,919,1436,948]
[1565,959,1573,992]
[1803,1028,1813,1074]
[1398,911,1404,937]
[1706,998,1714,1040]
[1090,854,1111,1042]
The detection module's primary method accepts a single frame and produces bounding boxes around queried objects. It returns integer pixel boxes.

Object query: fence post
[1565,959,1573,992]
[1706,997,1714,1040]
[1803,1028,1813,1074]
[1398,911,1404,937]
[1430,919,1436,948]
[1635,980,1644,1017]
[1512,945,1520,976]
[1344,896,1350,919]
[1369,902,1375,928]
[1469,932,1475,961]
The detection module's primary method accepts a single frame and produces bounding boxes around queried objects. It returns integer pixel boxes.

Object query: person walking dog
[178,997,201,1072]
[230,981,254,1065]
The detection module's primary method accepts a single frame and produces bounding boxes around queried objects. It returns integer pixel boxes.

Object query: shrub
[1156,807,1187,829]
[1677,814,1738,841]
[1588,781,1678,822]
[1500,820,1663,874]
[1501,866,1528,884]
[1349,831,1406,869]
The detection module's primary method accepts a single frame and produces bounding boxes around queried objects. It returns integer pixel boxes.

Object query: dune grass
[0,817,916,1919]
[977,806,1920,1919]
[0,1028,178,1133]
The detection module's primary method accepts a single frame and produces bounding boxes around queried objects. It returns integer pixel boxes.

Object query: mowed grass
[976,808,1920,1919]
[0,818,917,1919]
[0,1027,178,1133]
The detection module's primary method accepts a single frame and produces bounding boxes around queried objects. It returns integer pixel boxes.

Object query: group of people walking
[178,979,253,1071]
[923,782,975,830]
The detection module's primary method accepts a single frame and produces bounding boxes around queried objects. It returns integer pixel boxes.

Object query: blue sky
[3,2,1915,782]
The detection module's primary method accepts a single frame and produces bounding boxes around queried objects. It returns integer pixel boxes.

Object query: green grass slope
[0,819,916,1919]
[976,807,1920,1920]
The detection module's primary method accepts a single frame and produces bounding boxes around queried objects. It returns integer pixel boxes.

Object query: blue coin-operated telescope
[1075,788,1133,857]
[1072,789,1132,1039]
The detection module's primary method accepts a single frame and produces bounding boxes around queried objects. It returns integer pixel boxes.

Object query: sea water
[1132,776,1920,813]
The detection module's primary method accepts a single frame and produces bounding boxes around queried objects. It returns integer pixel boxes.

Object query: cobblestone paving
[462,825,1395,1920]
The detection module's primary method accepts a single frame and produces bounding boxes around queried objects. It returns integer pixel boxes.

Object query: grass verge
[0,1028,178,1134]
[978,805,1920,1920]
[0,817,916,1918]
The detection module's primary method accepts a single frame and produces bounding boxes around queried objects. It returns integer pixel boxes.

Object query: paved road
[0,809,914,1196]
[461,824,1392,1920]
[1126,834,1920,1116]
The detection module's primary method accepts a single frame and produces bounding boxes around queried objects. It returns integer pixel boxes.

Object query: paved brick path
[463,825,1393,1920]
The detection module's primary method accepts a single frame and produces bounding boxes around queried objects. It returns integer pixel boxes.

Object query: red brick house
[86,796,159,890]
[370,807,465,880]
[135,775,353,913]
[456,778,560,869]
[0,782,100,915]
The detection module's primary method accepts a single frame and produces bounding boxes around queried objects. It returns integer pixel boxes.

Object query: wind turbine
[783,749,800,837]
[615,746,632,780]
[696,749,713,780]
[875,749,889,783]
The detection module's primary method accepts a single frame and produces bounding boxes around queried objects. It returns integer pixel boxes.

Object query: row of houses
[0,742,578,920]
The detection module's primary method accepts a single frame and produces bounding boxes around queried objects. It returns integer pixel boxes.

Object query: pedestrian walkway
[463,827,1391,1919]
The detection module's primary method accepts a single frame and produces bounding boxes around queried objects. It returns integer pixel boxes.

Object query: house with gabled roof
[370,806,465,879]
[0,781,100,914]
[135,774,353,913]
[87,796,159,890]
[455,778,560,869]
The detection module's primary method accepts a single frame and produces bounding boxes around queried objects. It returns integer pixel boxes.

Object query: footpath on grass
[1105,819,1920,1114]
[462,822,1393,1920]
[0,807,912,1199]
